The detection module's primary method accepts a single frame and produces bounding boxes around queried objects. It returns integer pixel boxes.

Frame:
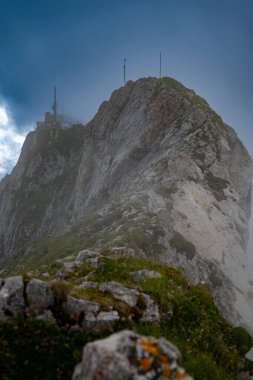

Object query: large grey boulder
[72,330,193,380]
[0,276,25,320]
[26,278,54,316]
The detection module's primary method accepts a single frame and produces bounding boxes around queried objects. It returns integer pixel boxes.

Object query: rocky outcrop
[72,330,193,380]
[0,77,252,330]
[0,276,25,320]
[0,272,161,330]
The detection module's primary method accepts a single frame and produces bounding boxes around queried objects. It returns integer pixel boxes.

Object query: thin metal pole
[159,52,162,78]
[54,86,57,123]
[123,58,126,84]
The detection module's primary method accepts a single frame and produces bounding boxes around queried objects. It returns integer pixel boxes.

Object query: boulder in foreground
[72,329,193,380]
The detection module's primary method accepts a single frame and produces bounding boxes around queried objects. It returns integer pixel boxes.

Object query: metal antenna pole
[123,58,126,85]
[159,52,162,78]
[53,86,57,124]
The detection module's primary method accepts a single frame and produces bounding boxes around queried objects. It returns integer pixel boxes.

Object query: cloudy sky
[0,0,253,262]
[0,1,252,157]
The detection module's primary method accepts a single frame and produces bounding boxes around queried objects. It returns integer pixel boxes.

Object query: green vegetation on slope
[1,256,252,380]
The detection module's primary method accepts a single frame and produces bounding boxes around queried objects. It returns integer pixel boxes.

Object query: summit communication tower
[123,58,126,85]
[52,86,57,124]
[159,52,162,78]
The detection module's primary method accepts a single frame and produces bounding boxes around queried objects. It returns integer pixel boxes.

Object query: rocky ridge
[0,77,252,330]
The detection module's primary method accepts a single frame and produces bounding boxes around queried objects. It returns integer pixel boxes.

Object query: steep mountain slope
[0,77,252,330]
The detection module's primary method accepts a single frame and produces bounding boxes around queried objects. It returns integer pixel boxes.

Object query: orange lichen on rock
[138,357,152,372]
[162,362,171,378]
[140,338,160,356]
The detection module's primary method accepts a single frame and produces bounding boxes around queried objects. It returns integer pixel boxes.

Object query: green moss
[193,152,206,162]
[206,171,230,202]
[170,232,196,259]
[155,185,178,198]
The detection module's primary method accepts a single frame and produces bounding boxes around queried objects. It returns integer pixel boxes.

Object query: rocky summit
[0,76,252,331]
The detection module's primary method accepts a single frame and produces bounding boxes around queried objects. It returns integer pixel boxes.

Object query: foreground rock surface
[72,330,193,380]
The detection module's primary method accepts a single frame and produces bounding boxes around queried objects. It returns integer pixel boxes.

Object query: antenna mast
[123,58,126,85]
[159,52,162,78]
[52,86,57,124]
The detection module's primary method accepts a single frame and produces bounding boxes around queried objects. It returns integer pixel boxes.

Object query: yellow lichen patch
[162,362,171,378]
[138,357,152,372]
[140,338,160,356]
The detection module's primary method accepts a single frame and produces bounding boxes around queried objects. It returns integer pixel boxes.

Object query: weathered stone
[82,310,120,333]
[131,270,162,281]
[0,276,25,320]
[75,250,98,263]
[72,330,193,380]
[26,278,54,316]
[96,310,120,322]
[246,347,253,362]
[110,247,136,258]
[63,296,100,323]
[85,257,98,268]
[62,261,77,273]
[75,281,98,290]
[140,293,160,323]
[98,281,139,307]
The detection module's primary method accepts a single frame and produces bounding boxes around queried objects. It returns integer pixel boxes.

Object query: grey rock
[0,276,25,320]
[85,257,98,268]
[72,329,193,380]
[62,261,77,273]
[75,281,98,290]
[82,310,120,333]
[96,310,120,322]
[98,281,139,307]
[246,347,253,362]
[140,293,160,323]
[63,296,100,322]
[110,247,136,258]
[26,278,54,316]
[75,250,98,263]
[131,270,162,281]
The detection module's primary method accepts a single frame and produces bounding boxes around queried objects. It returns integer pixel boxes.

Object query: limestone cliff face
[0,77,252,330]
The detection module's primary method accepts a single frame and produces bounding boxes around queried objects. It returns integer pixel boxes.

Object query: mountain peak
[0,77,253,330]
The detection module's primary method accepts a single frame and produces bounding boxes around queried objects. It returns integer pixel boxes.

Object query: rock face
[0,276,25,320]
[72,330,193,380]
[0,77,252,329]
